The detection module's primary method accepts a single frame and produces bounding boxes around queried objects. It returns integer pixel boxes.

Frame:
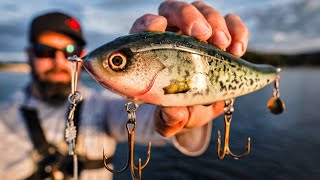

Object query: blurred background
[0,0,319,179]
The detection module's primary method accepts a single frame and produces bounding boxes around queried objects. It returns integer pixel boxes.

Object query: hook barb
[103,148,129,173]
[132,142,151,170]
[217,130,251,160]
[217,99,251,160]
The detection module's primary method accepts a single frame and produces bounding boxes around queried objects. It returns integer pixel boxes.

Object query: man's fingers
[192,1,231,49]
[159,0,212,41]
[153,101,224,137]
[184,101,224,128]
[225,13,250,57]
[129,14,167,34]
[154,106,189,137]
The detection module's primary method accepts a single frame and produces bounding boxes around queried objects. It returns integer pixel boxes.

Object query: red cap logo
[66,18,80,32]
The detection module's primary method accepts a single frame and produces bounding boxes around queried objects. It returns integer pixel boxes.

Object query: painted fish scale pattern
[205,53,274,98]
[153,49,195,82]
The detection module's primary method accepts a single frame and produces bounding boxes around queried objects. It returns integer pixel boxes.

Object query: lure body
[83,32,277,106]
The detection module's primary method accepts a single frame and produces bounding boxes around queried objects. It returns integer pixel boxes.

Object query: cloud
[0,0,164,61]
[0,0,319,61]
[242,0,320,54]
[0,18,28,61]
[0,22,27,51]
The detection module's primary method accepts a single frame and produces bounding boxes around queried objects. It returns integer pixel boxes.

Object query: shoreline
[0,63,30,72]
[0,64,319,73]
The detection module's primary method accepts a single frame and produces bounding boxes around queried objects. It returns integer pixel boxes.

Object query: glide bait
[83,32,279,107]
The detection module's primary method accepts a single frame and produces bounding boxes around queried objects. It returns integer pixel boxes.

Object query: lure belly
[83,32,277,106]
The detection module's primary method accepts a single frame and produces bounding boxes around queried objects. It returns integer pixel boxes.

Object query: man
[0,0,249,179]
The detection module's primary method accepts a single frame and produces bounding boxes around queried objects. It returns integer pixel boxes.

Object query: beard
[31,68,71,106]
[36,80,70,106]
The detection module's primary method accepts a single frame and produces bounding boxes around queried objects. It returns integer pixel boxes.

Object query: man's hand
[130,0,249,137]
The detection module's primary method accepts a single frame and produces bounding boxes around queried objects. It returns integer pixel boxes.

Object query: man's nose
[54,51,68,67]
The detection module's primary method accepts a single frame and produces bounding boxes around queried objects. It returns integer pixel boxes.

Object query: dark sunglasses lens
[33,44,56,58]
[33,43,82,58]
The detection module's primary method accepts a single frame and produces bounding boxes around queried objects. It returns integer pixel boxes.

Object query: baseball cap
[29,12,86,46]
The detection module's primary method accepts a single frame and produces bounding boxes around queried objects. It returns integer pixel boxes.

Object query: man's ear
[78,49,87,68]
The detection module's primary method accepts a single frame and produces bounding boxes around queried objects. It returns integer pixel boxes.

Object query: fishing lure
[76,31,285,179]
[83,32,280,107]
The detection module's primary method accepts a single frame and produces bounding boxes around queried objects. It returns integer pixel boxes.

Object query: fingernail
[161,111,179,126]
[144,16,159,27]
[191,18,211,37]
[212,30,229,45]
[231,42,244,57]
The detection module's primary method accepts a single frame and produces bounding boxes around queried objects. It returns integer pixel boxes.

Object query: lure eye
[108,52,127,71]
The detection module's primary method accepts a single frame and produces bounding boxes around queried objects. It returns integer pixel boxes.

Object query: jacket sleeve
[172,122,212,156]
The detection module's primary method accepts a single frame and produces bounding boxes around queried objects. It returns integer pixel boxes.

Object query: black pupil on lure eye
[112,56,123,66]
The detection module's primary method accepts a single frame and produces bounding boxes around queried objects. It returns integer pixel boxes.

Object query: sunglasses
[32,43,83,59]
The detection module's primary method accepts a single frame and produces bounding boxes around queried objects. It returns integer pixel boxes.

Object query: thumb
[161,106,189,126]
[154,106,189,137]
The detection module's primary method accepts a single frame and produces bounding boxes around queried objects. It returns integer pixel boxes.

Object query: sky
[0,0,319,62]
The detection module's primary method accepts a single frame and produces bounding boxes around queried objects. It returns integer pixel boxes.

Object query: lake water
[1,68,320,180]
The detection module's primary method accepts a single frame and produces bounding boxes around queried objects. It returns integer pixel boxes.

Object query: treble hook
[217,98,251,160]
[103,102,151,180]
